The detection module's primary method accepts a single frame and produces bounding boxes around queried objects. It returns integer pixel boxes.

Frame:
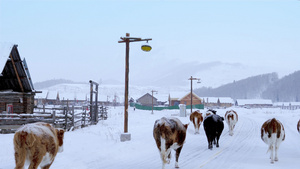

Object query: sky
[0,0,299,88]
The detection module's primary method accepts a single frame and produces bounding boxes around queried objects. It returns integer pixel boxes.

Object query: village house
[169,92,202,106]
[136,93,158,107]
[0,44,37,114]
[202,97,234,108]
[235,99,273,108]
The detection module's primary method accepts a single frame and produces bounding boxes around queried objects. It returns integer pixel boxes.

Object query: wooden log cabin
[0,44,37,114]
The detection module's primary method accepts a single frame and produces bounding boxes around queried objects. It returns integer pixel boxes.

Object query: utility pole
[151,90,158,114]
[118,33,152,142]
[188,76,201,114]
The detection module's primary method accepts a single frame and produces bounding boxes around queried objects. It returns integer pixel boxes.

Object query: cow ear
[184,123,189,129]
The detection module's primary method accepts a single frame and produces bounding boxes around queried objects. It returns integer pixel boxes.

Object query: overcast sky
[1,0,299,87]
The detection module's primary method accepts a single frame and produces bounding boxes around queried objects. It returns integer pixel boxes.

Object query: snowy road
[1,107,300,169]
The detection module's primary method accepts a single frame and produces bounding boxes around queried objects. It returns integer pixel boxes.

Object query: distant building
[273,102,300,110]
[136,93,158,107]
[202,97,234,108]
[0,44,37,114]
[169,92,202,106]
[235,99,273,108]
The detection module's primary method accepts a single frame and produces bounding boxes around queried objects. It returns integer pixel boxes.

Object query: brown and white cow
[261,118,285,164]
[297,119,300,133]
[225,110,238,136]
[14,122,64,169]
[153,117,188,169]
[190,110,203,134]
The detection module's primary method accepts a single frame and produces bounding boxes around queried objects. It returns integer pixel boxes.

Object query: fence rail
[0,105,108,133]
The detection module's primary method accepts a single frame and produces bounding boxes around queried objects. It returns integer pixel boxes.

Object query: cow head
[56,129,65,153]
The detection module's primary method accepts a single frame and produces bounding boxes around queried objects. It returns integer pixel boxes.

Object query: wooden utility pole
[118,33,152,141]
[151,90,158,114]
[188,76,201,114]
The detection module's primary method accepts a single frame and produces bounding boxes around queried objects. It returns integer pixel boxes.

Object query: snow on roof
[236,99,273,106]
[0,43,14,74]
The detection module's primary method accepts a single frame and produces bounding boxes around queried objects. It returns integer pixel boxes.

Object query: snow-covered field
[1,107,300,169]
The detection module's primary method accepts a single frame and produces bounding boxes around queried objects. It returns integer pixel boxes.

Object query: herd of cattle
[10,109,300,169]
[153,109,300,169]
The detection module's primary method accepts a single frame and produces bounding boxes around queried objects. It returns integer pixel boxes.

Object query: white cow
[225,110,238,136]
[261,118,285,164]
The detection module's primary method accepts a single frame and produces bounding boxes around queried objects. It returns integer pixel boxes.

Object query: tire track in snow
[179,114,260,169]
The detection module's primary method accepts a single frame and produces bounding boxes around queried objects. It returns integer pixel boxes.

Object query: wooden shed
[0,44,36,114]
[136,93,158,107]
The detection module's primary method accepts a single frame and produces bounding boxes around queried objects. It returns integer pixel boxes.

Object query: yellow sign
[141,45,152,52]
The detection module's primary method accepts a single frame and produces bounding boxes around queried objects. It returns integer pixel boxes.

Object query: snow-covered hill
[35,83,189,103]
[1,107,300,169]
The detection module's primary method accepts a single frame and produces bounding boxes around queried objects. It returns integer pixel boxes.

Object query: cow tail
[14,131,27,148]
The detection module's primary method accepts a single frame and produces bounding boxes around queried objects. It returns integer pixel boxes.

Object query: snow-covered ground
[1,107,300,169]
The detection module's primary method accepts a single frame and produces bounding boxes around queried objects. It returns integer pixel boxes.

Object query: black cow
[203,113,224,150]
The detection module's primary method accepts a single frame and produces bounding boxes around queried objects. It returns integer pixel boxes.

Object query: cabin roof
[0,43,34,92]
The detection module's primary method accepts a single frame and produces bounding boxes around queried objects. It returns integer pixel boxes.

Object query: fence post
[64,107,68,130]
[82,109,86,127]
[72,105,75,128]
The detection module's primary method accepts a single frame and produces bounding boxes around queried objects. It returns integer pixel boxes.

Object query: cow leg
[270,144,274,164]
[208,137,213,150]
[175,146,183,168]
[29,149,43,169]
[216,135,221,148]
[229,124,233,136]
[274,143,279,161]
[14,148,26,169]
[193,118,198,134]
[41,164,52,169]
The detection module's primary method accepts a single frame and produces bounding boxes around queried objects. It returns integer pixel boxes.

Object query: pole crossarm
[188,77,201,81]
[118,38,152,43]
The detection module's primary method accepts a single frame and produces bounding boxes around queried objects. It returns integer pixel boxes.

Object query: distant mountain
[261,71,300,102]
[194,73,279,100]
[130,61,266,88]
[34,79,77,89]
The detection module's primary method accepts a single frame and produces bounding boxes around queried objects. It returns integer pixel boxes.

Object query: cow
[190,110,203,134]
[225,110,238,136]
[153,117,188,169]
[261,118,285,164]
[203,112,224,150]
[297,119,300,133]
[14,122,65,169]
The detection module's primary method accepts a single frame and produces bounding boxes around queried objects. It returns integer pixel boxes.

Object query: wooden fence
[0,105,108,133]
